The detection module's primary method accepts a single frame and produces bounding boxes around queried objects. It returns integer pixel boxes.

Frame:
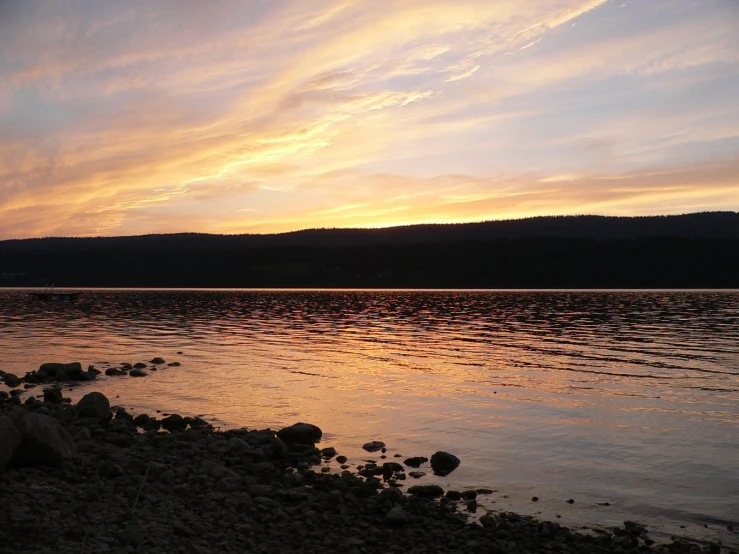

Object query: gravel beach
[0,376,735,553]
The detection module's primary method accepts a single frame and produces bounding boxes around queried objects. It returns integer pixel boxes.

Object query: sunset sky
[1,0,737,239]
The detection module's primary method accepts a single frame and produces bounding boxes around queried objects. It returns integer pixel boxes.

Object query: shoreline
[1,389,734,554]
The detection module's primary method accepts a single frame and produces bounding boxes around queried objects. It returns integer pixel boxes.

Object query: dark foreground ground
[0,387,734,554]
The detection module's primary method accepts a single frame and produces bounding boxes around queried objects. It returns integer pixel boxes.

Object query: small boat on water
[29,286,81,301]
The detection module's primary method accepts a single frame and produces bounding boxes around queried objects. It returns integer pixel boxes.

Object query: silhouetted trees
[1,213,737,288]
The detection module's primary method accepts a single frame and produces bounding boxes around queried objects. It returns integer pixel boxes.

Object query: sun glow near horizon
[0,0,738,239]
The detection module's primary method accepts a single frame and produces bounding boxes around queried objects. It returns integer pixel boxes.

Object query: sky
[0,0,738,239]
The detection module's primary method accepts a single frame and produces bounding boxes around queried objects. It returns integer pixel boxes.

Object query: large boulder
[76,392,111,421]
[10,411,77,466]
[430,451,460,475]
[0,416,20,472]
[276,422,322,444]
[39,362,82,377]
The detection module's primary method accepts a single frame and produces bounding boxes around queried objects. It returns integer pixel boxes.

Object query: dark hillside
[1,213,737,288]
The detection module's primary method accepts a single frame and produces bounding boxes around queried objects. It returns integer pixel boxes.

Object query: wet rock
[150,357,166,364]
[105,367,124,376]
[133,362,148,369]
[407,485,444,498]
[362,441,385,452]
[445,490,462,501]
[10,411,77,466]
[403,456,428,468]
[320,447,338,458]
[129,368,148,377]
[277,422,322,444]
[461,490,477,501]
[408,471,425,479]
[3,373,22,387]
[39,362,82,377]
[162,414,187,432]
[0,416,20,471]
[430,451,460,475]
[55,369,69,381]
[76,392,111,421]
[43,388,64,403]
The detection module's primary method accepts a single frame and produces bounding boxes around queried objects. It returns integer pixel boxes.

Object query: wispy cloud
[0,0,737,239]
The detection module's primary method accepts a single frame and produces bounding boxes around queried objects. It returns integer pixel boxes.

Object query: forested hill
[1,212,737,288]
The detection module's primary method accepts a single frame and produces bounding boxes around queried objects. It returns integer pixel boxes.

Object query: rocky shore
[0,387,734,554]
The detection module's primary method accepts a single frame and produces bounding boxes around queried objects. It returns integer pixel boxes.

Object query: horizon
[1,1,738,239]
[1,210,735,242]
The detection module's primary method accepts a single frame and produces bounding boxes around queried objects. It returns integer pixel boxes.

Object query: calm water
[1,289,737,545]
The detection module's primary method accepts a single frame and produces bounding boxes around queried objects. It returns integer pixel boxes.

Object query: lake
[1,289,737,546]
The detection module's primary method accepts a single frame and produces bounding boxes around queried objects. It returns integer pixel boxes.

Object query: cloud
[0,0,737,239]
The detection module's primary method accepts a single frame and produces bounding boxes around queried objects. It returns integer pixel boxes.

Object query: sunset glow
[1,0,737,239]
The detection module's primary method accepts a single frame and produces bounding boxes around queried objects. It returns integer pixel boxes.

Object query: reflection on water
[1,289,737,544]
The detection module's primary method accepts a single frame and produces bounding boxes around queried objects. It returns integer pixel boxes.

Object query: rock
[386,505,409,525]
[129,368,148,377]
[430,451,460,475]
[43,388,64,403]
[55,369,69,381]
[408,471,426,479]
[133,362,148,369]
[114,407,134,421]
[336,455,348,464]
[98,460,125,478]
[76,392,111,421]
[461,490,477,501]
[120,521,144,546]
[382,462,403,473]
[362,441,385,452]
[408,485,444,498]
[162,414,187,432]
[379,486,404,504]
[480,513,497,529]
[105,367,123,376]
[0,416,20,472]
[446,490,462,500]
[39,362,82,376]
[403,456,428,468]
[277,422,323,444]
[320,447,338,458]
[133,414,153,427]
[10,411,77,466]
[168,361,181,366]
[3,373,22,387]
[150,357,166,364]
